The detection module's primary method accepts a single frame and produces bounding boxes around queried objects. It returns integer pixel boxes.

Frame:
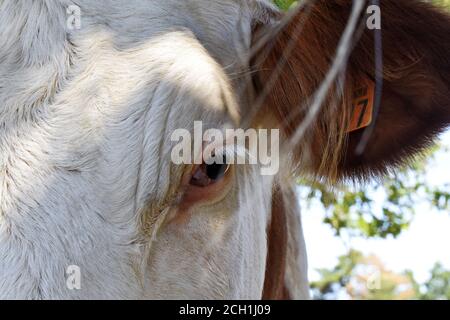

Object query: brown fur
[254,0,450,181]
[262,184,290,300]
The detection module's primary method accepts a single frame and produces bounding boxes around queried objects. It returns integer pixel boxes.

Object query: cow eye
[190,155,230,187]
[172,154,233,216]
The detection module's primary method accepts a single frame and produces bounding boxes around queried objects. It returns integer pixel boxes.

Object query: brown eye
[190,155,230,187]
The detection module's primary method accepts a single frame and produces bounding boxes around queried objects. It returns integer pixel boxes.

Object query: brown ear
[254,0,450,180]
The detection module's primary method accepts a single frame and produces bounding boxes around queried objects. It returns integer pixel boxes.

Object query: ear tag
[347,79,375,133]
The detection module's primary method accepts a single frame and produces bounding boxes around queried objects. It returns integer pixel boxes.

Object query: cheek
[143,169,273,299]
[144,207,240,299]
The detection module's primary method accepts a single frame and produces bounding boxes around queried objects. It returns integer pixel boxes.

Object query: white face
[0,0,308,299]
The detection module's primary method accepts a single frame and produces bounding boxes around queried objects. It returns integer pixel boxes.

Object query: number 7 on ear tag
[347,78,375,133]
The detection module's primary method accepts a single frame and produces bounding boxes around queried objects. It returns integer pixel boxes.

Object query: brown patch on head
[253,0,450,181]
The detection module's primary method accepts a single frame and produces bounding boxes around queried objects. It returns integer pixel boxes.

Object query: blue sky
[300,129,450,285]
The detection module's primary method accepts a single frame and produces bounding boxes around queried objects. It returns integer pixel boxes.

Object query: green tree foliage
[273,0,298,11]
[410,263,450,300]
[311,250,450,300]
[300,146,450,239]
[431,0,450,7]
[310,250,362,300]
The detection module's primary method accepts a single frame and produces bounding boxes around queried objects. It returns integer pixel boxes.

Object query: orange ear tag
[347,79,375,133]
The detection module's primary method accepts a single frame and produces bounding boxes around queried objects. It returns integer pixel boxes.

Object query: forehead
[74,0,274,65]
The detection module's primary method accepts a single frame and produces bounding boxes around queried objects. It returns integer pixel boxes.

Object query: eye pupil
[206,163,227,181]
[206,154,228,181]
[190,155,229,187]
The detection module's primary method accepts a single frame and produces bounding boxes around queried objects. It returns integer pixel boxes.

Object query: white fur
[0,0,308,299]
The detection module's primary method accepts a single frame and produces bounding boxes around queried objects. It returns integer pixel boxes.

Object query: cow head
[0,0,449,299]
